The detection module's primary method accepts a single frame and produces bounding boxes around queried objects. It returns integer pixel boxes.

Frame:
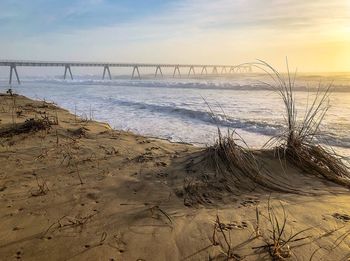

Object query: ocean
[1,73,349,157]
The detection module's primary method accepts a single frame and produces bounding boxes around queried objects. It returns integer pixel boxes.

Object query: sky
[0,0,349,72]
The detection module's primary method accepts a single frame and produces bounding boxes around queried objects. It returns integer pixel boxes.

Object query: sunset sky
[0,0,349,72]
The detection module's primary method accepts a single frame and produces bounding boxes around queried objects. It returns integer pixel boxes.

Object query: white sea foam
[1,74,349,156]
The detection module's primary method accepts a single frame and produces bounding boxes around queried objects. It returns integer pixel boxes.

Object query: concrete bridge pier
[173,66,181,78]
[102,65,112,80]
[64,65,73,80]
[131,66,141,79]
[212,66,218,75]
[240,66,250,73]
[221,67,227,74]
[154,66,163,78]
[9,65,20,85]
[188,66,195,77]
[201,66,208,75]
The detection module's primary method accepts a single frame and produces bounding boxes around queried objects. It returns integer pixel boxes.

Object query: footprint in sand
[138,140,151,144]
[240,198,259,207]
[156,172,168,178]
[134,152,153,163]
[109,233,127,253]
[155,161,167,167]
[86,192,99,201]
[332,213,350,222]
[217,221,248,231]
[146,146,160,151]
[15,250,22,259]
[12,226,22,231]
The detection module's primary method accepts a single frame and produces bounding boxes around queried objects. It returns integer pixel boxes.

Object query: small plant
[89,105,94,121]
[6,89,13,96]
[149,205,173,227]
[31,175,49,196]
[211,214,243,260]
[10,91,16,125]
[43,211,99,237]
[253,199,311,260]
[59,141,84,184]
[255,206,261,238]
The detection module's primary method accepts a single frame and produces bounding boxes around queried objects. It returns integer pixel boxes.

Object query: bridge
[0,60,252,84]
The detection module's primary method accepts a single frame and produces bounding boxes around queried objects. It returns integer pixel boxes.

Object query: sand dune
[0,94,349,260]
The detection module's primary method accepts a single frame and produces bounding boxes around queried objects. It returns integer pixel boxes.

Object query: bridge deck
[0,59,252,84]
[0,60,243,68]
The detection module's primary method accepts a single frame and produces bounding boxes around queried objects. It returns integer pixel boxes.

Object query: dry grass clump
[68,126,89,138]
[0,117,52,138]
[183,100,302,205]
[255,60,350,188]
[207,129,261,190]
[205,128,297,193]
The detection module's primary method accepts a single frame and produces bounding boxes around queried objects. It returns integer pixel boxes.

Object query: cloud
[0,0,349,71]
[0,0,170,35]
[1,0,348,37]
[160,0,349,33]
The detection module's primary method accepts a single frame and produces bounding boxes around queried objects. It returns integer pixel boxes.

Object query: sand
[0,93,349,261]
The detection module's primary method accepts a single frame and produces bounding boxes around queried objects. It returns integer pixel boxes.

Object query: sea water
[0,73,349,157]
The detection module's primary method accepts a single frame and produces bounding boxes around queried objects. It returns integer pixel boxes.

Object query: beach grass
[200,99,300,194]
[200,59,350,197]
[254,59,350,188]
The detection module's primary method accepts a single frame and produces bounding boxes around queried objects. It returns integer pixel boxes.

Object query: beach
[0,93,349,260]
[1,0,350,259]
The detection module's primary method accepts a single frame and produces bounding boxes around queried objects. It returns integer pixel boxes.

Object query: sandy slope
[0,94,349,261]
